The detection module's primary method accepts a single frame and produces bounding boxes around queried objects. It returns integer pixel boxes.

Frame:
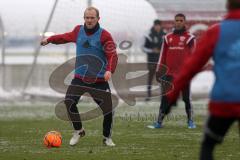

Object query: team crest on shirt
[180,36,186,42]
[169,38,173,43]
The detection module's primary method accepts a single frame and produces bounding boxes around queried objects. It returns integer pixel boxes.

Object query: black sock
[199,135,218,160]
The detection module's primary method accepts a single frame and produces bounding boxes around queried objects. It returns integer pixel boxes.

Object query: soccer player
[41,7,118,146]
[142,19,166,101]
[148,13,196,129]
[166,0,240,159]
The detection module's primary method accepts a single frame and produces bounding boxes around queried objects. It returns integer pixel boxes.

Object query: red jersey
[167,10,240,118]
[157,31,195,77]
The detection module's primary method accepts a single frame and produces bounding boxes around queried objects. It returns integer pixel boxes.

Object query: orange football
[43,131,62,148]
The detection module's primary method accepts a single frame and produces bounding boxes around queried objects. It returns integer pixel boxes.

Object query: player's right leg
[64,78,86,146]
[199,115,235,160]
[147,95,167,129]
[147,75,172,129]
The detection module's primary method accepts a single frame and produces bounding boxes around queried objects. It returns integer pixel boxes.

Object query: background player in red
[148,13,196,129]
[41,7,118,147]
[166,0,240,159]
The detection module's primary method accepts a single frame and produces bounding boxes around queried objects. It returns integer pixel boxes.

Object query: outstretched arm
[40,25,80,46]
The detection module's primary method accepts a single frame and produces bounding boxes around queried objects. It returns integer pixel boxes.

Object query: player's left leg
[91,82,115,146]
[182,84,196,128]
[200,115,236,160]
[147,75,173,129]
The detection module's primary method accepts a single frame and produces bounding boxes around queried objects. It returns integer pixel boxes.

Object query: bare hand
[40,38,49,46]
[104,71,112,81]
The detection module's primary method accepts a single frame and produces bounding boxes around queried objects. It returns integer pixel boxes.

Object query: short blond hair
[84,7,100,18]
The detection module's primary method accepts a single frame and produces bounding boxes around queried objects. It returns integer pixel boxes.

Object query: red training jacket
[167,10,240,118]
[157,31,196,78]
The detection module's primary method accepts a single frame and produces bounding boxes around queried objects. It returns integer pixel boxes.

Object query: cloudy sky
[0,0,157,37]
[0,0,227,40]
[0,0,54,36]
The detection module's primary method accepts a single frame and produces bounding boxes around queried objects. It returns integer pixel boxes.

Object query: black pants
[147,62,158,98]
[158,75,193,123]
[64,78,113,138]
[200,115,240,160]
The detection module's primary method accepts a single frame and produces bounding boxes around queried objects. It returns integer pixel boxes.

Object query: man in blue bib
[41,7,118,147]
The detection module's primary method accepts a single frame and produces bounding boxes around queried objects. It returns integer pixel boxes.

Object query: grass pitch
[0,102,239,160]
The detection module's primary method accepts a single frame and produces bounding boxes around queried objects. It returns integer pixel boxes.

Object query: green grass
[0,103,239,160]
